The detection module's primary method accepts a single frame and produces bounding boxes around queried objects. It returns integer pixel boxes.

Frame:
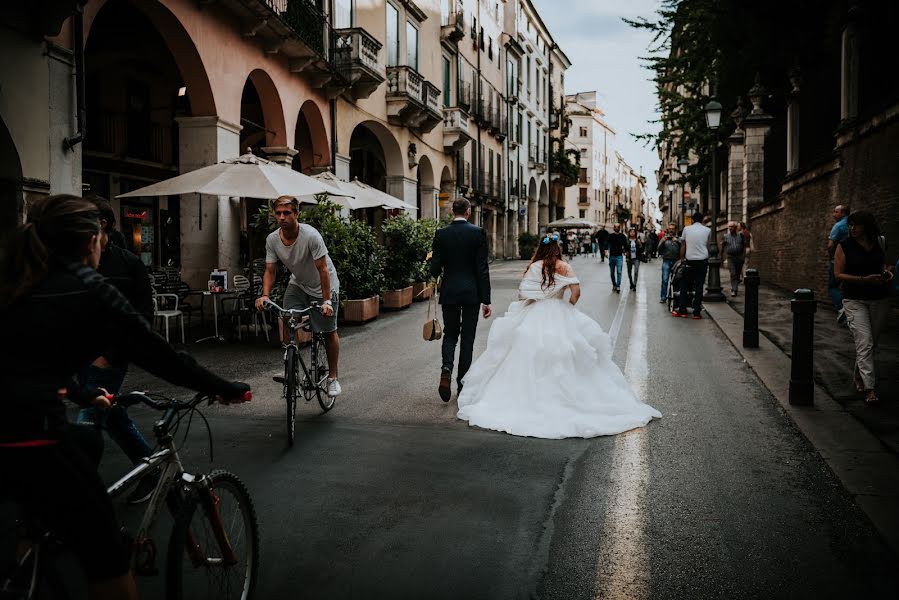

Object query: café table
[194,289,237,343]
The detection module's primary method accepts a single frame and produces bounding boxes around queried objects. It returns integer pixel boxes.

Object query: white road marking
[596,274,651,599]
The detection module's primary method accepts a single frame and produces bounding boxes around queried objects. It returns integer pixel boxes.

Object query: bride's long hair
[526,233,563,290]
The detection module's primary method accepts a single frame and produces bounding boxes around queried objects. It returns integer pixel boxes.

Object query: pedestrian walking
[429,198,492,402]
[625,228,645,291]
[607,224,627,293]
[673,211,710,319]
[833,210,893,405]
[567,230,578,260]
[657,223,681,303]
[79,196,160,504]
[827,204,850,323]
[721,221,746,297]
[595,225,609,262]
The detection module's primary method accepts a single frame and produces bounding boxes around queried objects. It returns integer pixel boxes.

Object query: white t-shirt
[265,224,340,297]
[681,223,711,261]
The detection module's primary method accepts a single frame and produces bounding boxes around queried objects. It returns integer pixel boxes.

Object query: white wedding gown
[456,261,661,439]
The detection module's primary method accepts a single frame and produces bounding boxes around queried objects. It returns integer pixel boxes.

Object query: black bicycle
[264,300,333,446]
[1,391,259,600]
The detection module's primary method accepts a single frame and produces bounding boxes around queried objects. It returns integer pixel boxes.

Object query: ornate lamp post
[677,156,689,230]
[703,97,725,302]
[666,179,675,225]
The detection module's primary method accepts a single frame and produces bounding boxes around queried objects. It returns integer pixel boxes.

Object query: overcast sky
[531,0,662,184]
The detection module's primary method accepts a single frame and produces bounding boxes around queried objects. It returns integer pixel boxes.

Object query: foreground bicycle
[264,299,333,446]
[1,391,259,600]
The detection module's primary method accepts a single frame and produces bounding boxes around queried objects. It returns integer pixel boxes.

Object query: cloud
[532,0,663,182]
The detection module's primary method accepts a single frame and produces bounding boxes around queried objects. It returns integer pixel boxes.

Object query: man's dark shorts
[284,284,339,333]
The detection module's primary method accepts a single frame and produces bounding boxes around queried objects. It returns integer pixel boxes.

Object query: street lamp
[677,157,688,230]
[666,179,675,225]
[703,97,725,302]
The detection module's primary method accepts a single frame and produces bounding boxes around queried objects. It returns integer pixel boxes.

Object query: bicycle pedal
[272,376,286,384]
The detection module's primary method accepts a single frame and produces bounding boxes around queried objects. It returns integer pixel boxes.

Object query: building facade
[564,91,615,226]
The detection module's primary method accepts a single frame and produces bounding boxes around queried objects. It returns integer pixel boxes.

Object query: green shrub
[411,218,439,282]
[518,231,539,260]
[381,214,420,290]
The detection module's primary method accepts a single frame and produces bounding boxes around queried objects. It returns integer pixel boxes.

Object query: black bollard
[789,288,817,405]
[743,269,760,348]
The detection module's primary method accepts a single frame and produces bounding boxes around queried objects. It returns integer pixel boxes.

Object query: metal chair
[152,288,185,344]
[223,275,268,341]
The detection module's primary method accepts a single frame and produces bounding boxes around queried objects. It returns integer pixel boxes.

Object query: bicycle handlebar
[115,390,252,409]
[262,298,320,316]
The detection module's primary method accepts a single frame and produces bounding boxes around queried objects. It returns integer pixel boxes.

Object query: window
[335,0,354,28]
[406,21,419,70]
[386,4,399,66]
[488,39,493,61]
[580,148,587,159]
[579,209,586,218]
[580,126,587,137]
[442,56,452,107]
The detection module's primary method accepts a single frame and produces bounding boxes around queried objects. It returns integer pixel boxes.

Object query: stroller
[667,259,696,312]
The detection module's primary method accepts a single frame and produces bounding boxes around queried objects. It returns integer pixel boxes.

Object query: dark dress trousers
[430,219,491,383]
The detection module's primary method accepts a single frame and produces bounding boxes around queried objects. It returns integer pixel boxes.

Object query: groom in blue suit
[430,198,492,402]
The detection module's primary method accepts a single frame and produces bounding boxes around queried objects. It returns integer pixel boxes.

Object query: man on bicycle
[255,195,342,397]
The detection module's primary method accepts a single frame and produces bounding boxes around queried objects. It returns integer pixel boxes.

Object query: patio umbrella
[546,216,598,229]
[312,172,417,212]
[116,150,347,201]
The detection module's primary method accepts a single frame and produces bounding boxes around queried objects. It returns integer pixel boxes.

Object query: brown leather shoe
[439,371,452,402]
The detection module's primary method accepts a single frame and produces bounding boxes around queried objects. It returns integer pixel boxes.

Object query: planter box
[381,286,413,310]
[342,295,380,324]
[412,282,433,301]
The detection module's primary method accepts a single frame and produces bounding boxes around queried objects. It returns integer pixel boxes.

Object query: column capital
[261,146,299,166]
[175,115,242,135]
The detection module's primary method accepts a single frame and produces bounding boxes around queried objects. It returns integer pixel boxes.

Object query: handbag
[422,285,442,341]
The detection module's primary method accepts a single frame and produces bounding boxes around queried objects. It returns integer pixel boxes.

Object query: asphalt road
[104,256,898,599]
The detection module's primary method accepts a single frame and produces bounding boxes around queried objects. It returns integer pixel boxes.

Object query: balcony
[228,0,337,86]
[386,66,442,133]
[443,107,472,152]
[441,11,465,43]
[489,106,507,141]
[86,113,175,167]
[332,28,385,100]
[528,144,537,167]
[457,81,472,110]
[509,179,519,199]
[458,160,472,190]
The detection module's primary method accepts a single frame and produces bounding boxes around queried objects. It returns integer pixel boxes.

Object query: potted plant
[411,218,439,301]
[380,214,418,310]
[301,196,385,324]
[518,231,539,260]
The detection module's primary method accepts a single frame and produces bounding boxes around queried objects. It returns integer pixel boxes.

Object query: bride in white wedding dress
[456,233,661,439]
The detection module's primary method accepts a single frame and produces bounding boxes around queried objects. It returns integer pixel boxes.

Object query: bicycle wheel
[284,346,298,446]
[311,336,334,412]
[165,470,259,600]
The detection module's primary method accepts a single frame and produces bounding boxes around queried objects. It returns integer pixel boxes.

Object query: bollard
[789,288,817,405]
[742,269,760,348]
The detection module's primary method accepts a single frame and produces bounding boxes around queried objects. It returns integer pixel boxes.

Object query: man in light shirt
[673,211,711,319]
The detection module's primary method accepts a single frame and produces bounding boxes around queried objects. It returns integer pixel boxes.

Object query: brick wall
[747,106,899,304]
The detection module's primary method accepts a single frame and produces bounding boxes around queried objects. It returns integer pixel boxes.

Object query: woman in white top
[625,228,645,291]
[456,233,661,439]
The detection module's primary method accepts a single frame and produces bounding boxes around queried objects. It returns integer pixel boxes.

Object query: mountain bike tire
[165,470,259,600]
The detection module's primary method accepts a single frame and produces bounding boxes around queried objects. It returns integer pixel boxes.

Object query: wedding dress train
[456,261,661,439]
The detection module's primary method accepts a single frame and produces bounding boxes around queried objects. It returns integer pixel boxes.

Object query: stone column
[334,153,351,181]
[726,100,746,223]
[419,185,438,220]
[537,203,549,232]
[386,175,418,208]
[742,77,774,213]
[47,43,80,196]
[841,2,860,125]
[176,116,241,288]
[507,209,519,258]
[786,65,802,174]
[527,199,538,234]
[261,145,298,167]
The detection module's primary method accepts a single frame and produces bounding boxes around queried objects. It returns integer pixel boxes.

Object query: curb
[703,301,899,558]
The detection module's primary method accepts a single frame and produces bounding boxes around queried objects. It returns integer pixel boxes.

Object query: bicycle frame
[267,300,327,395]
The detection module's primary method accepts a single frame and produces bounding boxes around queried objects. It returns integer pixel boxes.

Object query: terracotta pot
[381,286,413,310]
[412,282,433,301]
[342,295,380,324]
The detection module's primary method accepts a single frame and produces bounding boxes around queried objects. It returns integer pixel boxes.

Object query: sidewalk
[703,283,899,558]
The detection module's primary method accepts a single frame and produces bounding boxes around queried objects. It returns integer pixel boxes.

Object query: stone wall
[748,105,899,304]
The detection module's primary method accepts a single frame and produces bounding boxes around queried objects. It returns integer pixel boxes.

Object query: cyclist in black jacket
[0,195,251,600]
